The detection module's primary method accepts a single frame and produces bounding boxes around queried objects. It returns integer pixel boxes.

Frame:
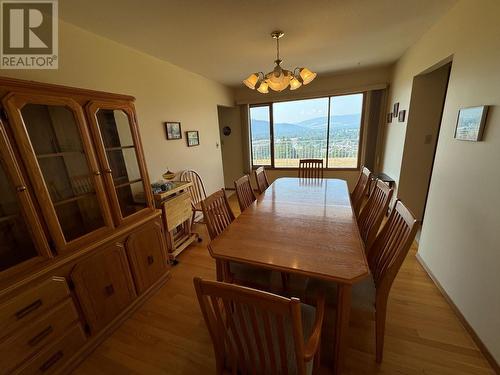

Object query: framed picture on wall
[393,103,399,117]
[454,106,489,141]
[165,122,182,140]
[387,113,393,123]
[398,110,406,122]
[186,130,200,147]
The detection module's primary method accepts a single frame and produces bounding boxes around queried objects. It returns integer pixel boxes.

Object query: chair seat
[226,301,316,375]
[306,275,376,312]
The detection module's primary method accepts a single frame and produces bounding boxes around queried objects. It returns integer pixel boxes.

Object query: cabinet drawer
[0,299,79,374]
[71,243,136,334]
[163,192,192,231]
[126,220,168,294]
[0,277,70,339]
[13,324,86,375]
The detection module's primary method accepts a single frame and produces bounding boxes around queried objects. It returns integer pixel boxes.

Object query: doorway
[217,106,244,189]
[398,60,452,222]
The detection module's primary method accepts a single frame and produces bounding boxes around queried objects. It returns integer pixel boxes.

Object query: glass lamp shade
[289,76,302,90]
[256,81,269,94]
[243,73,259,89]
[299,67,317,85]
[265,68,291,92]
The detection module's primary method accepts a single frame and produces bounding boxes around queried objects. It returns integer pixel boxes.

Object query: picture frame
[398,110,406,122]
[387,113,393,123]
[186,130,200,147]
[165,122,182,140]
[454,106,489,141]
[393,103,399,117]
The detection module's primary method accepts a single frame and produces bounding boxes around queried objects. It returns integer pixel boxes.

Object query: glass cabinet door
[0,120,52,273]
[3,94,115,252]
[86,101,153,225]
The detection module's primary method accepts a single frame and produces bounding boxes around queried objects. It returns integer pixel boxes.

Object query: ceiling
[60,0,456,87]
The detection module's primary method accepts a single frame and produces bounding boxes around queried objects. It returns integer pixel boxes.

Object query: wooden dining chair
[298,159,324,179]
[351,166,372,217]
[201,189,273,289]
[357,179,394,250]
[180,169,207,224]
[306,200,417,363]
[194,277,325,375]
[234,175,256,212]
[254,166,270,194]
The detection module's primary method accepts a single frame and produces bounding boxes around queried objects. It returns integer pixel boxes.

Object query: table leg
[334,283,352,375]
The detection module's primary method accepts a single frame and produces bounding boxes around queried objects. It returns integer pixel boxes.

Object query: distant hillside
[251,114,361,140]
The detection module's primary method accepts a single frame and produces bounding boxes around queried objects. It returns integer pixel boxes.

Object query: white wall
[0,20,234,194]
[380,0,500,363]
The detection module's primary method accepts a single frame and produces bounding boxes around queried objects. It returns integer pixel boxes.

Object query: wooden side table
[154,181,199,262]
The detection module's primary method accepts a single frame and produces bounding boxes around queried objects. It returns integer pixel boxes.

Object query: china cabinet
[0,77,169,374]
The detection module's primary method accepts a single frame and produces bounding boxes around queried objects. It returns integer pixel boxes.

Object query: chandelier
[243,31,317,94]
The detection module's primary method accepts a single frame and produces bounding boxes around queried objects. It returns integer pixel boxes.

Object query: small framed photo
[398,110,406,122]
[387,113,393,123]
[454,106,489,141]
[393,103,399,117]
[186,130,200,147]
[165,122,182,140]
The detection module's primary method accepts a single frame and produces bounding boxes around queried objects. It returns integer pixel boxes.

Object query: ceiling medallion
[243,30,317,94]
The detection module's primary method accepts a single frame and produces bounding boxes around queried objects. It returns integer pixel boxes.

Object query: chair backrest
[234,175,256,212]
[357,179,394,250]
[351,166,372,216]
[201,189,235,241]
[254,166,270,194]
[194,277,314,375]
[298,159,324,179]
[180,169,207,207]
[368,200,418,293]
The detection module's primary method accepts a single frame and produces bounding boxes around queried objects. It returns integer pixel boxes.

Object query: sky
[250,93,363,123]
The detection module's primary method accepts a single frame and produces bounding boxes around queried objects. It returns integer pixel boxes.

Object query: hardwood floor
[74,195,495,375]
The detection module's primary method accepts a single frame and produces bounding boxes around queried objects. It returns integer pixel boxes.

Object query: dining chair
[194,277,325,375]
[180,169,207,224]
[357,179,394,250]
[351,166,372,216]
[234,174,256,212]
[201,189,273,289]
[298,159,324,179]
[254,166,270,194]
[306,200,417,363]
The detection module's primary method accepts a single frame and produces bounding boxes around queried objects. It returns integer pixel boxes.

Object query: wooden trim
[416,253,500,374]
[0,76,135,102]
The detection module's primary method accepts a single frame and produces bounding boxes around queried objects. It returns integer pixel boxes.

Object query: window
[249,93,364,169]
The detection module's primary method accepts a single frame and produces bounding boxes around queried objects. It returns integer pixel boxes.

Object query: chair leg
[375,300,387,363]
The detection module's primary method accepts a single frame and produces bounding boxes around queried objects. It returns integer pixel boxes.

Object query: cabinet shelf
[53,192,95,207]
[0,213,19,224]
[37,151,84,159]
[115,178,142,189]
[105,146,134,151]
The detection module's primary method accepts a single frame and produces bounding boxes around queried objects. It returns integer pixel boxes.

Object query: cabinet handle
[15,299,42,319]
[39,350,63,372]
[104,168,112,174]
[147,255,154,265]
[16,185,27,192]
[28,325,53,347]
[94,170,101,176]
[104,284,115,296]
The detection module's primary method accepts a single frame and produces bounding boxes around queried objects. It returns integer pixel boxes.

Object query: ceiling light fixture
[243,31,317,93]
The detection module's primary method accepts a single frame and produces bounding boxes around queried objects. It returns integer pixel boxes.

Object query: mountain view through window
[250,93,363,168]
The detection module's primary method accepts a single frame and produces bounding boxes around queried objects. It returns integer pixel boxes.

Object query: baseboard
[415,253,500,374]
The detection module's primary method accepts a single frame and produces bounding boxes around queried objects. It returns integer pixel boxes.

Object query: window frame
[249,92,366,171]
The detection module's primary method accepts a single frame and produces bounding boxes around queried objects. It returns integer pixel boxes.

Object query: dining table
[208,177,369,375]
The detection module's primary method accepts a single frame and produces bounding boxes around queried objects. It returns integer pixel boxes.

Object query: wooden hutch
[0,77,169,373]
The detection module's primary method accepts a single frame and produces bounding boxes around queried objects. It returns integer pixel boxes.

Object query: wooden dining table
[208,177,369,374]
